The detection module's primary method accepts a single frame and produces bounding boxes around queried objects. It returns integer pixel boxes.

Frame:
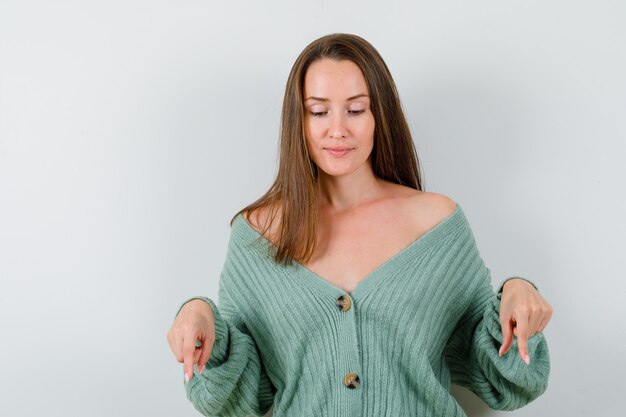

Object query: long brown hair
[231,33,424,266]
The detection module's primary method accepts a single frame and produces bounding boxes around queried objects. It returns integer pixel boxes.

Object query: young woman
[166,33,552,416]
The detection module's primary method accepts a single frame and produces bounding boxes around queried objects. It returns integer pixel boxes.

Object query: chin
[312,152,370,178]
[317,163,360,178]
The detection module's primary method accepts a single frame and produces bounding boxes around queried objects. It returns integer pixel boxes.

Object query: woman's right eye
[310,111,327,117]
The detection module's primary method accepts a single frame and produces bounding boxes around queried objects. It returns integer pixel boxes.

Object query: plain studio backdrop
[0,1,624,416]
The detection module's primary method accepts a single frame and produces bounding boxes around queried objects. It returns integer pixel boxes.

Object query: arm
[175,278,276,417]
[443,262,550,410]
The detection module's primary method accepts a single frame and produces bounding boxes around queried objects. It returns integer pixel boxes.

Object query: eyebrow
[304,94,369,102]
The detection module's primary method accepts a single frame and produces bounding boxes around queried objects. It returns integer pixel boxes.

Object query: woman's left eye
[348,110,365,115]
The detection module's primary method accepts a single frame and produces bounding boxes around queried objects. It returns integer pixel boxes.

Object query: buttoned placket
[334,292,364,414]
[337,295,360,388]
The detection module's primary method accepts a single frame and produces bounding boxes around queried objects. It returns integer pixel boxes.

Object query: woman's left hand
[498,278,553,365]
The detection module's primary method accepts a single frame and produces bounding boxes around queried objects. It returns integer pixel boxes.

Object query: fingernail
[198,364,205,374]
[185,372,190,383]
[524,354,530,365]
[499,346,504,356]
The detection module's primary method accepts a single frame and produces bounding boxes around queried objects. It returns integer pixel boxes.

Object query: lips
[325,148,353,157]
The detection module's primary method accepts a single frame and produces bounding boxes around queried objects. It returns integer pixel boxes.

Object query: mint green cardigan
[175,203,550,416]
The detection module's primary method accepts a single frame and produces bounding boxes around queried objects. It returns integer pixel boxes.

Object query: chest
[299,216,429,295]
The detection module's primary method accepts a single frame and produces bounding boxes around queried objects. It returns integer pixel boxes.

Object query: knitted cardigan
[174,203,550,416]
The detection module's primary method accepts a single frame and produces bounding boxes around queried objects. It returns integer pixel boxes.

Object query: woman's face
[303,58,375,178]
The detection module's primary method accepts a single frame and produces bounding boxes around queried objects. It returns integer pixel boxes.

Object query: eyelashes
[309,110,366,117]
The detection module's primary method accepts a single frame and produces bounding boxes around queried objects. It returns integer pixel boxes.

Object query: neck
[315,161,384,212]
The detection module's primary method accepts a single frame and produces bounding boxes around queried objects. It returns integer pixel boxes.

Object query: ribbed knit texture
[175,203,550,416]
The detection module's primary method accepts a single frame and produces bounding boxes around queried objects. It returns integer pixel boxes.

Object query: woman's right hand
[166,299,216,383]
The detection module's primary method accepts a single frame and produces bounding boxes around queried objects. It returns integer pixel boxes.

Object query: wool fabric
[175,203,550,416]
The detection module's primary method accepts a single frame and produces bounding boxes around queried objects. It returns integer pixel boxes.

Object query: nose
[329,112,347,139]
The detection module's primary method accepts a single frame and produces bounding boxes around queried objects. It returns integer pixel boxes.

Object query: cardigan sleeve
[174,277,276,417]
[443,253,550,410]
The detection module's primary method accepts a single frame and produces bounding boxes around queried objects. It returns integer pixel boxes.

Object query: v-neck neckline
[233,203,464,299]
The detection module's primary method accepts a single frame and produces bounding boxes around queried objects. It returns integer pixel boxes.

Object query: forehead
[303,59,368,97]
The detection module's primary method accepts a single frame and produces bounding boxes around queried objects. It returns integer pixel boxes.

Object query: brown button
[336,295,351,311]
[344,372,360,389]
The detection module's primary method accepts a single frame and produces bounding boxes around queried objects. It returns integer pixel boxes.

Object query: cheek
[353,115,375,140]
[304,119,325,143]
[303,123,320,154]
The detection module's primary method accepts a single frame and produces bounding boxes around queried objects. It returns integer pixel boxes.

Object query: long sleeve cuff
[179,291,277,416]
[469,296,551,410]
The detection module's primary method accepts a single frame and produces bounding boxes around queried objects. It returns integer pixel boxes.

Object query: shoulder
[411,191,458,221]
[378,180,458,234]
[384,180,457,215]
[386,185,458,233]
[242,204,283,243]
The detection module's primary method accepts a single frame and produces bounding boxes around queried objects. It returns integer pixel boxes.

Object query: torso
[243,184,457,295]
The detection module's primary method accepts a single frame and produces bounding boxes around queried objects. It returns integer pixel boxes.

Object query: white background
[1,1,624,416]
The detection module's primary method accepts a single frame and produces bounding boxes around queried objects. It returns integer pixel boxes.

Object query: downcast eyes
[309,109,366,117]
